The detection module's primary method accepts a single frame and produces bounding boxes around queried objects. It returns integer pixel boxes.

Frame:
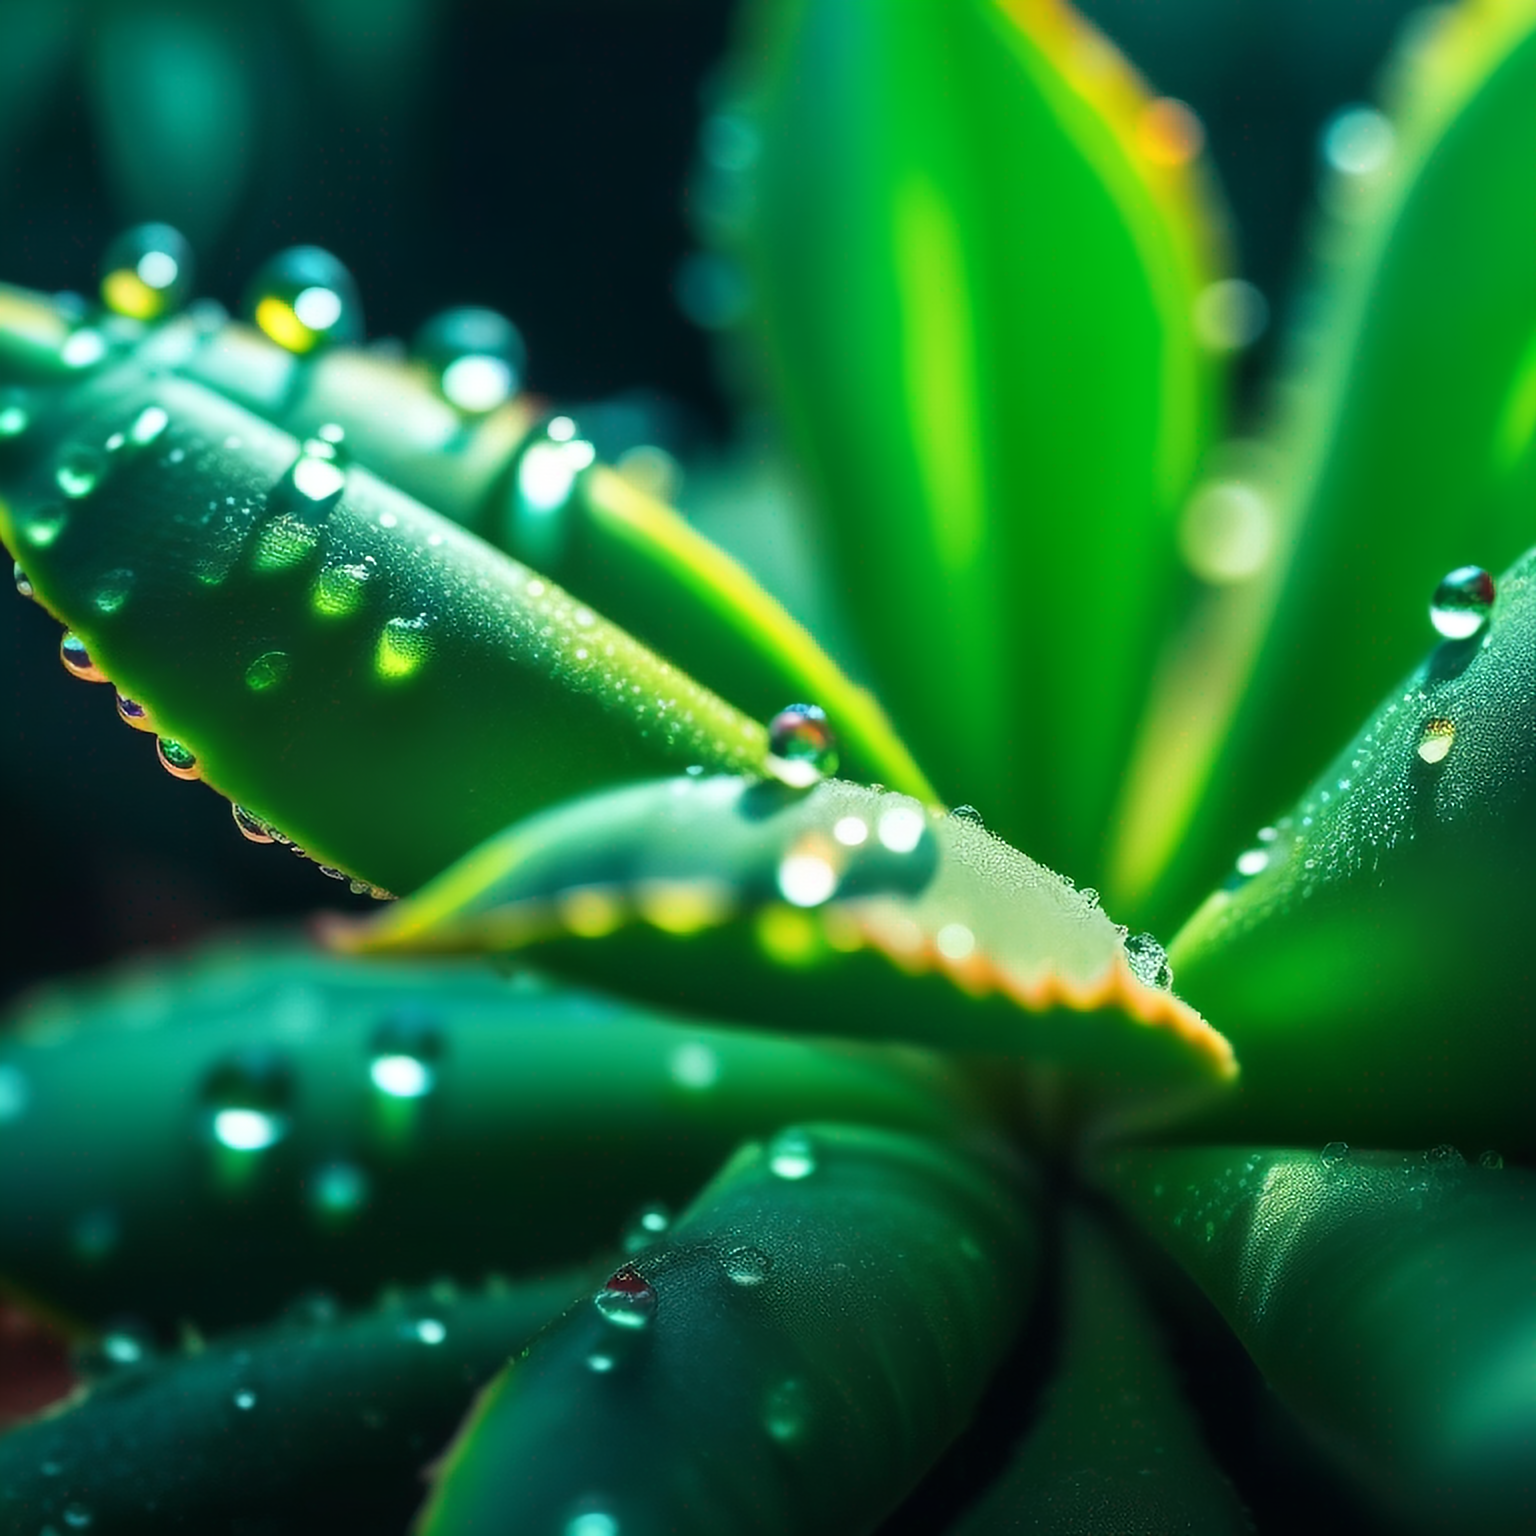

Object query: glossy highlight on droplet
[246,246,364,354]
[1415,717,1456,765]
[767,1128,817,1181]
[367,1012,444,1100]
[1429,565,1494,640]
[100,223,194,320]
[201,1048,294,1153]
[415,306,526,414]
[765,703,838,788]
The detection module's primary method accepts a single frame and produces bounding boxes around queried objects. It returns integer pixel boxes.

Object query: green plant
[1,0,1533,1532]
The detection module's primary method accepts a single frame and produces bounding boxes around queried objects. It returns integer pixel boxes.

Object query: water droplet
[765,703,838,788]
[244,650,291,693]
[1424,1144,1464,1168]
[1430,565,1494,640]
[622,1202,671,1255]
[776,840,839,908]
[55,444,108,499]
[935,922,976,961]
[252,514,322,573]
[60,632,107,682]
[509,416,596,562]
[669,1040,719,1090]
[367,1012,444,1100]
[113,694,152,732]
[876,799,927,854]
[12,562,34,599]
[20,502,68,548]
[311,561,371,618]
[594,1266,657,1329]
[91,569,134,616]
[308,1159,371,1220]
[375,614,433,681]
[1125,933,1173,990]
[767,1128,816,1181]
[565,1513,619,1536]
[403,1316,447,1346]
[201,1049,293,1152]
[1321,105,1395,177]
[245,246,363,353]
[232,1388,258,1410]
[948,804,984,826]
[414,306,526,413]
[0,1062,29,1122]
[231,804,275,843]
[1479,1150,1505,1171]
[62,1502,94,1529]
[0,392,30,438]
[1415,717,1456,765]
[1320,1141,1350,1167]
[60,326,108,369]
[100,223,194,320]
[156,737,201,780]
[761,1377,811,1445]
[722,1245,772,1286]
[1235,847,1269,878]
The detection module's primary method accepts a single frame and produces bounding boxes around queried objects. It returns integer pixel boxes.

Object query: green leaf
[0,943,974,1333]
[946,1210,1252,1536]
[735,0,1226,878]
[418,1123,1036,1536]
[1167,544,1536,1155]
[1099,1146,1536,1535]
[0,1271,587,1536]
[1116,0,1536,915]
[339,776,1236,1126]
[0,347,768,894]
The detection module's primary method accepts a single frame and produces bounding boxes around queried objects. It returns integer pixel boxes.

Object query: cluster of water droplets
[1221,563,1498,899]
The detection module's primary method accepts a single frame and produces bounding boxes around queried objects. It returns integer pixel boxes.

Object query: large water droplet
[765,703,838,788]
[115,693,152,731]
[100,224,194,320]
[156,738,201,780]
[722,1245,772,1287]
[245,247,363,354]
[60,632,107,682]
[375,614,432,681]
[1430,566,1494,640]
[414,306,526,414]
[12,561,34,599]
[594,1266,657,1329]
[767,1128,817,1181]
[244,650,291,693]
[55,445,107,499]
[1415,717,1456,765]
[948,804,984,827]
[201,1049,294,1152]
[762,1377,811,1445]
[367,1012,444,1100]
[311,561,371,618]
[1125,933,1173,990]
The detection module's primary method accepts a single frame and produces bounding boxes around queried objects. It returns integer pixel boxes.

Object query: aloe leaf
[1100,1146,1536,1534]
[0,339,768,894]
[1167,544,1535,1154]
[1118,0,1536,914]
[734,0,1226,877]
[0,943,974,1333]
[417,1123,1035,1536]
[946,1210,1251,1535]
[0,1271,586,1536]
[340,777,1236,1125]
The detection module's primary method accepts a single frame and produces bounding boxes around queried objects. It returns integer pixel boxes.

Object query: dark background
[0,0,1426,1003]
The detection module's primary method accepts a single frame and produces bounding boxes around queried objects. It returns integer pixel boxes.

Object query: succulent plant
[1,1,1534,1533]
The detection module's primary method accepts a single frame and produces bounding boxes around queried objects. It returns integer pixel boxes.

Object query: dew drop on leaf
[99,223,194,320]
[594,1266,657,1330]
[367,1012,444,1100]
[767,1128,817,1181]
[1415,717,1456,765]
[201,1049,294,1152]
[766,703,838,788]
[60,632,106,682]
[245,246,363,354]
[12,561,33,599]
[156,738,200,780]
[722,1245,772,1287]
[414,306,525,414]
[1430,565,1494,640]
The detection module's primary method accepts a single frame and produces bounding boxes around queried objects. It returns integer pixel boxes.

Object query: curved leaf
[735,0,1226,877]
[1100,1146,1536,1534]
[1118,0,1536,915]
[419,1123,1036,1536]
[0,1271,586,1536]
[947,1210,1252,1535]
[339,776,1236,1125]
[0,340,767,893]
[0,943,974,1333]
[1168,544,1535,1154]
